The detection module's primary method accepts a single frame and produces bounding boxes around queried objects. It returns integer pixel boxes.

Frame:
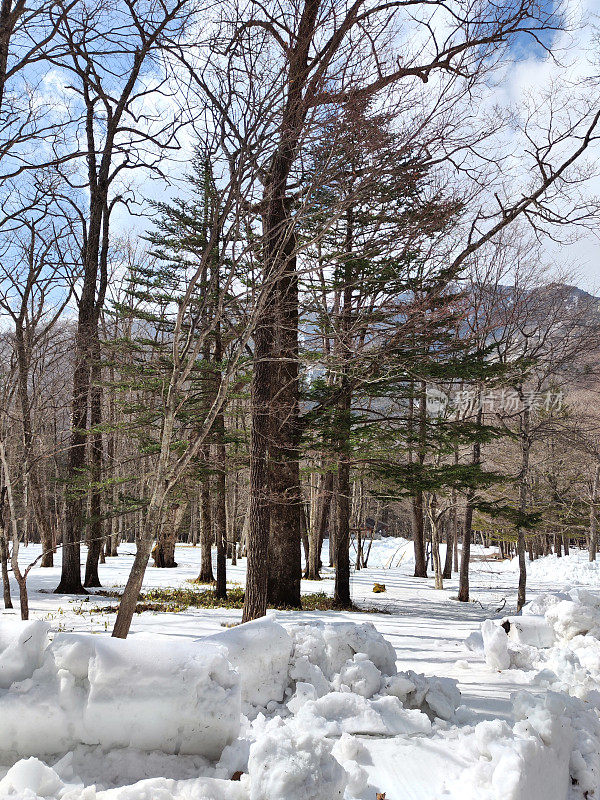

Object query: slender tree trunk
[590,464,599,561]
[410,381,427,577]
[306,469,331,579]
[0,442,29,618]
[442,500,455,579]
[334,458,351,607]
[214,402,227,598]
[0,487,12,609]
[14,306,54,567]
[0,533,11,609]
[332,207,355,609]
[198,464,214,582]
[458,400,483,602]
[411,494,427,577]
[112,508,161,638]
[516,388,530,612]
[453,521,459,572]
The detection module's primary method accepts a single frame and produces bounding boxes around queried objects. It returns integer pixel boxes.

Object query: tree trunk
[214,410,228,599]
[267,246,301,608]
[459,400,482,602]
[56,214,103,594]
[410,381,427,577]
[443,498,456,579]
[516,387,530,612]
[411,493,427,577]
[333,459,351,607]
[0,487,12,609]
[590,464,599,561]
[242,315,272,621]
[306,469,331,580]
[243,0,320,622]
[84,345,103,587]
[0,533,11,609]
[198,465,214,582]
[112,509,161,638]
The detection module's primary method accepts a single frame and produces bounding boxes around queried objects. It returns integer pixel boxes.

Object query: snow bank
[445,692,574,800]
[0,619,50,689]
[0,622,240,761]
[284,619,460,723]
[285,620,397,682]
[477,589,600,691]
[247,718,347,800]
[0,758,250,800]
[502,616,555,648]
[204,616,292,707]
[471,590,600,797]
[502,549,600,587]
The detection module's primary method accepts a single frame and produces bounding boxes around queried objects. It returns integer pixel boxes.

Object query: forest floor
[1,539,600,800]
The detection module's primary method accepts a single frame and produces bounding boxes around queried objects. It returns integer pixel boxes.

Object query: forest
[1,0,600,798]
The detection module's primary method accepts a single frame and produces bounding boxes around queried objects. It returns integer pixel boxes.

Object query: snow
[0,623,241,760]
[2,540,600,799]
[481,618,511,670]
[502,615,555,648]
[247,718,347,800]
[204,616,292,708]
[0,619,50,688]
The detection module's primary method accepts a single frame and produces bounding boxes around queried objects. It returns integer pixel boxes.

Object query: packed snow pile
[283,619,460,723]
[475,588,600,699]
[6,609,598,800]
[0,685,591,800]
[0,619,241,760]
[0,616,469,799]
[204,617,293,707]
[442,690,587,800]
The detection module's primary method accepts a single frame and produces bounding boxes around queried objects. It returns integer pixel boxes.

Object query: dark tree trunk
[267,250,301,608]
[243,0,320,623]
[409,381,427,578]
[243,312,273,621]
[442,503,455,579]
[56,192,108,595]
[590,465,599,561]
[333,458,351,607]
[516,387,530,612]
[84,345,103,587]
[458,400,482,602]
[333,207,354,610]
[198,464,214,582]
[0,488,12,609]
[214,397,228,598]
[411,493,427,578]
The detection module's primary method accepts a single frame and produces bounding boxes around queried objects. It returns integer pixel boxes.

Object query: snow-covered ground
[1,539,600,800]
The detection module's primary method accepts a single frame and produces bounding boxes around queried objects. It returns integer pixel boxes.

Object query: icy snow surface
[1,541,600,799]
